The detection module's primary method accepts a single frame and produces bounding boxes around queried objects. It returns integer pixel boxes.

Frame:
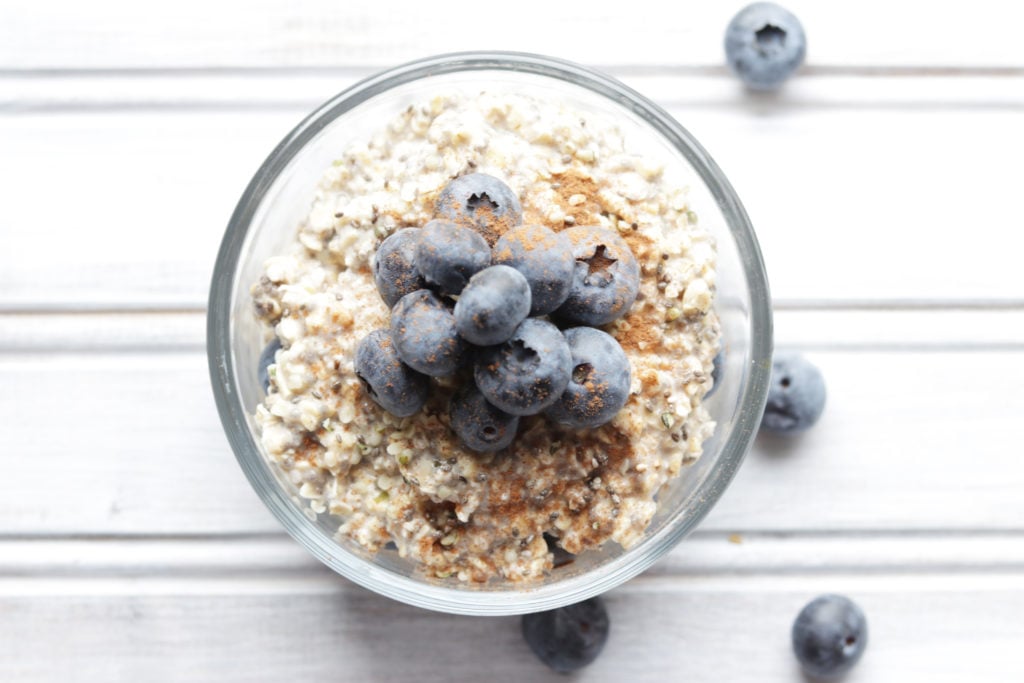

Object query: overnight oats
[250,91,721,583]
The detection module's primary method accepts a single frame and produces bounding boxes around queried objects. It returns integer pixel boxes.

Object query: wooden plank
[772,307,1024,351]
[0,110,295,310]
[3,73,1022,112]
[0,312,206,352]
[0,353,278,534]
[2,308,1022,353]
[706,349,1024,532]
[7,533,1024,577]
[2,0,1023,70]
[2,349,1022,535]
[1,570,1021,681]
[2,96,1023,308]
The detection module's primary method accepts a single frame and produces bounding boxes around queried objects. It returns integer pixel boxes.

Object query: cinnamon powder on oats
[549,169,603,228]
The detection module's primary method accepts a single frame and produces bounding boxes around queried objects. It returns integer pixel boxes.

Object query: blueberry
[257,337,282,393]
[449,384,519,453]
[705,349,724,399]
[543,532,576,569]
[390,289,467,377]
[435,173,522,245]
[521,597,610,673]
[546,327,631,429]
[353,329,429,417]
[724,2,807,91]
[373,228,426,307]
[474,318,571,416]
[792,594,868,679]
[492,224,575,315]
[761,352,826,433]
[555,226,640,326]
[454,265,531,346]
[414,219,491,295]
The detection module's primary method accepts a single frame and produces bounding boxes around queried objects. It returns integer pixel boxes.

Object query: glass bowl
[208,51,772,616]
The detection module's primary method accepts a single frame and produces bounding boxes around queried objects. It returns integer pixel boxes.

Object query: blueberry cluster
[354,173,639,453]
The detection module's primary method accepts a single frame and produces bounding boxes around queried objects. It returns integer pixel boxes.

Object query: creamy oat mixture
[251,92,720,583]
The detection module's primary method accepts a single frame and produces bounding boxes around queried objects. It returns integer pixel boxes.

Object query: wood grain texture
[8,534,1024,577]
[3,348,1022,536]
[1,570,1022,682]
[2,307,1022,352]
[2,0,1023,70]
[4,1,1024,675]
[2,80,1023,309]
[6,533,1023,679]
[4,72,1023,112]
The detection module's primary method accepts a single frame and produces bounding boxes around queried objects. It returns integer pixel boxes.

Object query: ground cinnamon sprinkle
[548,169,603,228]
[529,168,656,260]
[292,432,323,465]
[433,188,518,246]
[616,304,664,353]
[468,204,519,246]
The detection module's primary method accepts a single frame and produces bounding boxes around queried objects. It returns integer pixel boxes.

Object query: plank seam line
[0,65,1021,77]
[4,101,1022,115]
[3,529,1024,542]
[2,301,1023,315]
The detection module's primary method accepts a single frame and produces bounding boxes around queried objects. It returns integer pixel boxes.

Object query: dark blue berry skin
[492,224,575,316]
[414,219,491,295]
[353,329,429,417]
[474,318,571,416]
[390,289,467,377]
[792,594,868,679]
[555,226,640,326]
[705,349,724,399]
[454,265,532,346]
[435,173,522,246]
[522,597,610,674]
[724,2,807,91]
[546,327,631,429]
[449,384,519,453]
[373,228,426,308]
[761,352,826,433]
[257,337,282,393]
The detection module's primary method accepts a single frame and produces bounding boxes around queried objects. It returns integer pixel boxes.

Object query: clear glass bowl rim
[207,50,773,616]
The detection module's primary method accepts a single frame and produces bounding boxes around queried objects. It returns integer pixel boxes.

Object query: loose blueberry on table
[356,173,644,453]
[792,594,868,679]
[761,352,826,434]
[521,597,610,673]
[724,2,807,90]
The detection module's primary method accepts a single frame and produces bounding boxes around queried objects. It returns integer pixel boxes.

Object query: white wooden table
[3,2,1023,680]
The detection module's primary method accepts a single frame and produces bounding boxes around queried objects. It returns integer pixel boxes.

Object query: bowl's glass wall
[212,53,771,615]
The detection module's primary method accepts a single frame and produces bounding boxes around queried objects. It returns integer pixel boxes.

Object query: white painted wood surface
[2,1,1023,680]
[3,78,1024,308]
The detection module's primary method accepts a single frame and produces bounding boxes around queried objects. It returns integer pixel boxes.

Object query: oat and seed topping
[252,92,720,583]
